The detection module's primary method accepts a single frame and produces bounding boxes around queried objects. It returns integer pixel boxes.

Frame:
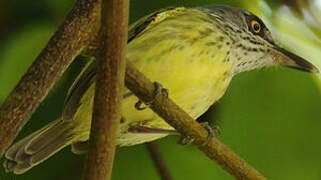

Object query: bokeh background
[0,0,321,179]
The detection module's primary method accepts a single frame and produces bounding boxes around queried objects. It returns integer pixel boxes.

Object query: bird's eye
[250,20,261,34]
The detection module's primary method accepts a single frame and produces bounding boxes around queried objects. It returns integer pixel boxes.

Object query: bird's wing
[62,58,97,120]
[62,7,176,120]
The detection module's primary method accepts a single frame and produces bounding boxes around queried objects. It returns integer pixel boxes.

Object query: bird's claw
[178,122,221,146]
[178,135,195,146]
[135,82,168,111]
[200,122,221,146]
[153,81,169,98]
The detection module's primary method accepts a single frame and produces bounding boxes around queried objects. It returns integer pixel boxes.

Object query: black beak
[273,46,319,73]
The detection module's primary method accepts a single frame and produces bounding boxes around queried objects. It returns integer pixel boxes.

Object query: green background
[0,0,320,179]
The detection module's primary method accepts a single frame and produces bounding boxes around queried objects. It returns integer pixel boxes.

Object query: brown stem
[82,0,129,180]
[125,61,267,180]
[146,142,172,180]
[0,0,101,157]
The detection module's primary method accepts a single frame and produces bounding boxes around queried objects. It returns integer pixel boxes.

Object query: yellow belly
[70,10,234,146]
[72,51,233,146]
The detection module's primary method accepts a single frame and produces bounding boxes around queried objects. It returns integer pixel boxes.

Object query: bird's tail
[3,118,73,174]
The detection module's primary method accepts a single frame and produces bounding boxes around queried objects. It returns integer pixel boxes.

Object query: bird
[3,5,318,174]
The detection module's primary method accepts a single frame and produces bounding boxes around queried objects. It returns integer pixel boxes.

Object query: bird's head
[199,5,319,75]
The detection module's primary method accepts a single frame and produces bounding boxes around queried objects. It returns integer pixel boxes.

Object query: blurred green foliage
[0,0,320,180]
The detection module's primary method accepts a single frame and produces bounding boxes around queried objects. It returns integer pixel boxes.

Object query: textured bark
[82,0,129,180]
[0,0,101,157]
[125,62,267,180]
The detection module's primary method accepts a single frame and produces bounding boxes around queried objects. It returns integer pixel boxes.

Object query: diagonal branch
[125,61,267,180]
[0,0,101,157]
[82,0,129,179]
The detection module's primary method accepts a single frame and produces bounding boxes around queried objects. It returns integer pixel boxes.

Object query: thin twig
[125,61,267,180]
[0,0,101,157]
[82,0,129,180]
[146,142,172,180]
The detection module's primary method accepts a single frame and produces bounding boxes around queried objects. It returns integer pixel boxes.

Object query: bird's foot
[177,135,195,146]
[135,81,168,110]
[177,122,221,146]
[200,122,221,146]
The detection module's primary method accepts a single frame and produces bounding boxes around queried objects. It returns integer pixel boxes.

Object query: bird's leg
[211,124,222,136]
[178,122,221,146]
[135,82,169,110]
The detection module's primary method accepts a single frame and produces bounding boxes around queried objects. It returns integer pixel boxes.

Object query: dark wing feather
[62,59,97,120]
[127,7,175,42]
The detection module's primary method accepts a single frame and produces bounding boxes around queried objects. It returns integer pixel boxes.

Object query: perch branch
[82,0,129,180]
[125,61,267,180]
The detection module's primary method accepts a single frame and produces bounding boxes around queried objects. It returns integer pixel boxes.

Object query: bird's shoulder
[128,7,187,42]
